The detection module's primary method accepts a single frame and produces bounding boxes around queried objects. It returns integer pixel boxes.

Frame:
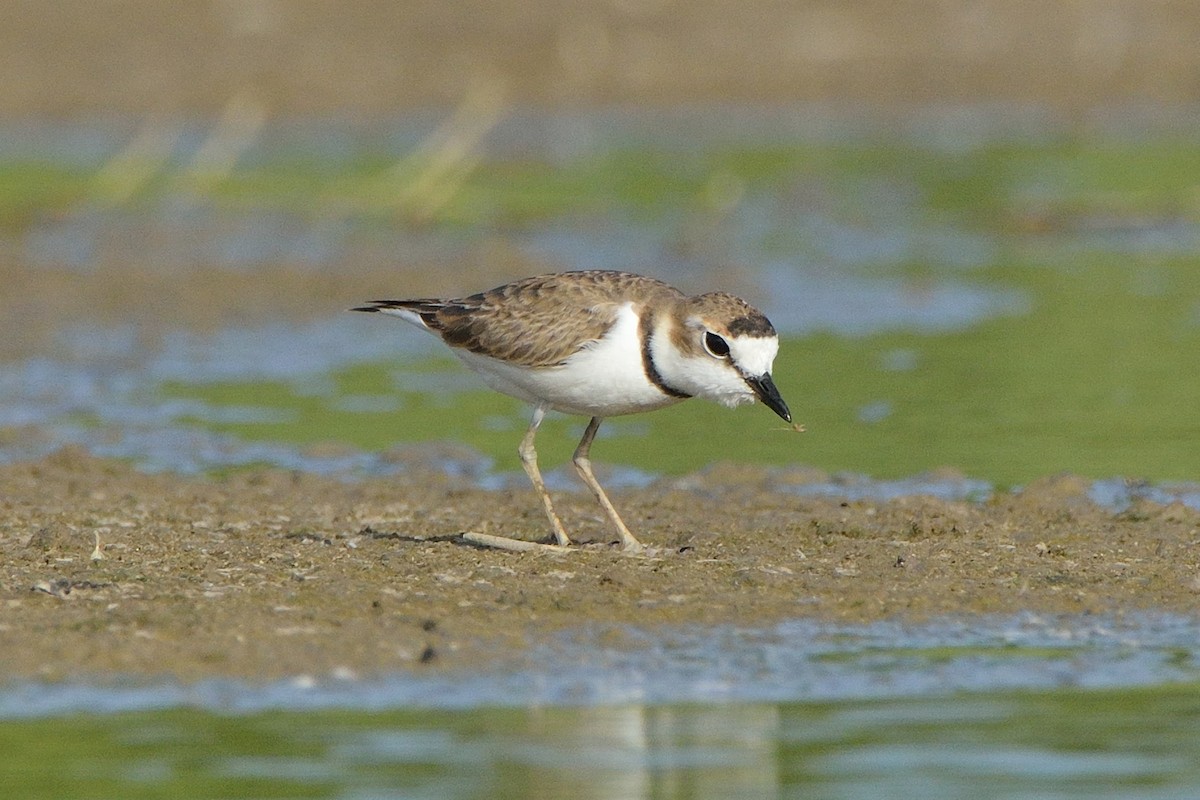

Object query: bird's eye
[704,331,731,358]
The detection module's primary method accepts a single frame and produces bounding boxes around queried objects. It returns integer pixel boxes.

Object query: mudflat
[2,449,1196,683]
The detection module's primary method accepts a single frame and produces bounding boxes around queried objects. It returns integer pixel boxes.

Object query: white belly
[452,302,684,417]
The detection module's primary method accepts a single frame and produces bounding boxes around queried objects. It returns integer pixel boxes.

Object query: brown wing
[362,271,681,367]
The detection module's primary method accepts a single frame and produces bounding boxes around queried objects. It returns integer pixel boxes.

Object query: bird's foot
[459,532,570,553]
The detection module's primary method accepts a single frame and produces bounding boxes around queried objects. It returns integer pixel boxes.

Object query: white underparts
[452,302,684,417]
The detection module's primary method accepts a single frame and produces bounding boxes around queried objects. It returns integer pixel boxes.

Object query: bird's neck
[640,305,693,400]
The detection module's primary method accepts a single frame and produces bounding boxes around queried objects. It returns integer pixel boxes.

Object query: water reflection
[2,613,1199,796]
[3,686,1199,798]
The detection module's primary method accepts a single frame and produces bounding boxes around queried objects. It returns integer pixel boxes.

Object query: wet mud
[2,449,1197,683]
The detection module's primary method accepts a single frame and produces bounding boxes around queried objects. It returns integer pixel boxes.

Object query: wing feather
[359,271,681,367]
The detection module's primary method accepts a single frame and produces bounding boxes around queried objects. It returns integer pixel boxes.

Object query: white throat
[648,319,779,410]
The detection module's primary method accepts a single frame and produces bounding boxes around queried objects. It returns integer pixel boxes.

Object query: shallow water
[3,613,1199,797]
[10,688,1200,798]
[7,111,1200,485]
[4,109,1200,796]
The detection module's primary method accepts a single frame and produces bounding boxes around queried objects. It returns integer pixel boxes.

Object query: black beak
[745,373,791,422]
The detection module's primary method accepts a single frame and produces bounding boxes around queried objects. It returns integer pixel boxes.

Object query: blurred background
[5,5,1200,796]
[2,0,1198,489]
[6,0,1199,114]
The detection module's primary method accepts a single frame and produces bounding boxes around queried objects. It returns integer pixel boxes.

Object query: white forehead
[728,335,779,377]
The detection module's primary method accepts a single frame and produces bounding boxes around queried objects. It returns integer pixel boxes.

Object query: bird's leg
[518,405,572,547]
[572,417,644,551]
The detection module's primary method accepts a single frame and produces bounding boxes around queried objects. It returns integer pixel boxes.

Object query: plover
[354,270,790,551]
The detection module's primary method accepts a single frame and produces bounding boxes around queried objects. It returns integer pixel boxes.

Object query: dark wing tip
[352,300,407,312]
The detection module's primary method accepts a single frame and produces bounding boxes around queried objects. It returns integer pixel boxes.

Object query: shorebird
[355,270,790,551]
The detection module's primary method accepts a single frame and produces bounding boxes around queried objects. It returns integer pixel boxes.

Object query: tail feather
[352,299,440,311]
[351,300,441,331]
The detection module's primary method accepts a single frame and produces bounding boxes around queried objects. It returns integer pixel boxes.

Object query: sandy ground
[2,448,1197,682]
